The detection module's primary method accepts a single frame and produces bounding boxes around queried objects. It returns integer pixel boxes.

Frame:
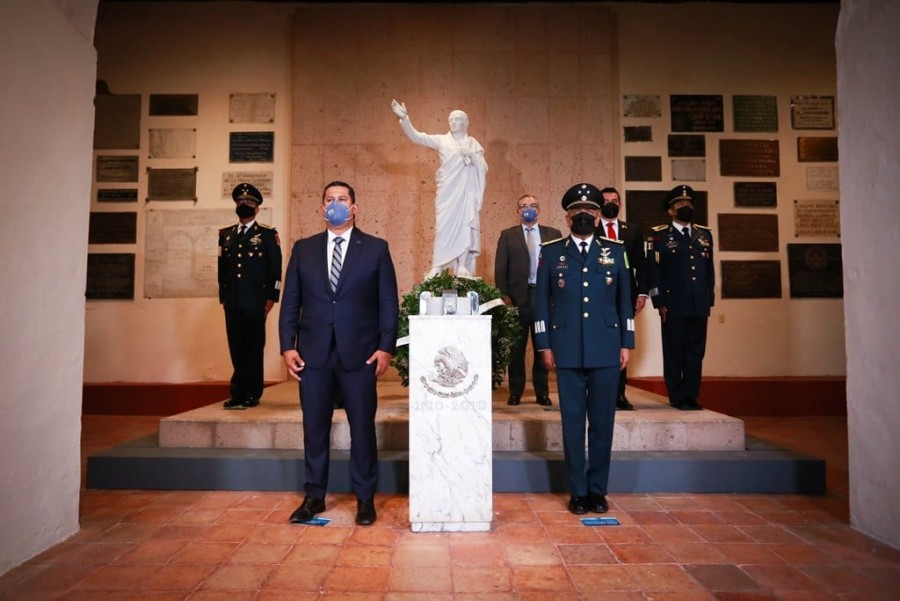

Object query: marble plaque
[670,95,724,132]
[622,94,661,118]
[230,131,275,163]
[806,166,839,191]
[221,171,274,199]
[717,214,779,252]
[149,128,196,159]
[797,137,838,162]
[794,199,840,238]
[734,182,777,208]
[149,94,198,116]
[719,139,780,177]
[721,260,782,299]
[96,156,139,182]
[624,189,709,235]
[229,93,276,123]
[86,253,135,300]
[624,156,662,181]
[790,95,835,129]
[733,95,778,132]
[147,168,198,201]
[409,316,492,532]
[672,159,706,182]
[624,126,652,142]
[97,189,138,203]
[787,243,843,298]
[668,134,706,157]
[89,212,137,244]
[93,94,141,149]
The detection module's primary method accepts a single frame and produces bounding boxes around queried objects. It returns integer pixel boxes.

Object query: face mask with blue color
[324,201,351,227]
[520,207,538,223]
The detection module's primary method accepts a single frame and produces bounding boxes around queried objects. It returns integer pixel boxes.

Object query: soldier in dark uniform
[533,183,635,515]
[219,183,283,409]
[647,185,714,410]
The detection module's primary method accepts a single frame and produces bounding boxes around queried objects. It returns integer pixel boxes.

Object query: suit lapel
[334,230,365,294]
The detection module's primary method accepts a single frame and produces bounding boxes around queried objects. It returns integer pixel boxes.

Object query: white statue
[391,99,488,279]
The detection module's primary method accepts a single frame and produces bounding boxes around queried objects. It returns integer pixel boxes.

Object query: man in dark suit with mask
[494,194,562,407]
[597,187,648,410]
[279,180,399,526]
[647,185,715,410]
[533,183,635,516]
[219,183,282,410]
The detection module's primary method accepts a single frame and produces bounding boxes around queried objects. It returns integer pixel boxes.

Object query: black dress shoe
[507,395,521,406]
[536,395,553,407]
[669,400,686,410]
[567,495,589,515]
[682,398,704,411]
[223,397,246,410]
[355,498,377,526]
[588,493,609,513]
[242,397,260,408]
[615,395,635,410]
[289,496,325,524]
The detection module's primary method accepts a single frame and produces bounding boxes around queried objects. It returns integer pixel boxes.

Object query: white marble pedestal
[408,316,492,532]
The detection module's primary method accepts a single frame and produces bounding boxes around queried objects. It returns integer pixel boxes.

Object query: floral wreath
[391,271,522,388]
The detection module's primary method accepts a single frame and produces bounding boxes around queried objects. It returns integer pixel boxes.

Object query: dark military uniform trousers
[224,304,266,401]
[557,365,619,497]
[661,315,708,405]
[507,288,550,397]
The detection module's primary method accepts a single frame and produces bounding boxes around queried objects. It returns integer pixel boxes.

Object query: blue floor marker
[581,516,620,526]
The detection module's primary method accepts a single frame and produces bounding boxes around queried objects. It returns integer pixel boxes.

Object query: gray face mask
[570,212,595,236]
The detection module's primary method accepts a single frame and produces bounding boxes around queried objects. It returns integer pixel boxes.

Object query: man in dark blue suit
[533,183,635,515]
[647,185,715,410]
[279,181,399,526]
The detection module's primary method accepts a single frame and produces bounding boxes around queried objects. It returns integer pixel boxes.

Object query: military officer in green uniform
[647,185,715,410]
[219,183,283,409]
[533,183,635,515]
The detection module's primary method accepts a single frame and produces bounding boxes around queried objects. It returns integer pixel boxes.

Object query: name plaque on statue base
[408,315,492,532]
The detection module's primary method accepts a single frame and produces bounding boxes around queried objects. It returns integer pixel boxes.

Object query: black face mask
[600,202,619,219]
[235,203,256,219]
[570,212,596,236]
[675,206,694,223]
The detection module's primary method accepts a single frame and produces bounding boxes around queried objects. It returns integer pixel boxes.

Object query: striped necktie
[330,237,344,292]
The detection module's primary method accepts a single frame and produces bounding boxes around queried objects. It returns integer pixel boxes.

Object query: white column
[408,316,492,532]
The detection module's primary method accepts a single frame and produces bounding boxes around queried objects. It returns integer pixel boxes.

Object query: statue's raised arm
[390,99,488,279]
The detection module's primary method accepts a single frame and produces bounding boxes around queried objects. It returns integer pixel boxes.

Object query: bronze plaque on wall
[97,189,138,203]
[93,94,141,149]
[229,132,275,163]
[149,94,199,116]
[733,95,778,132]
[624,126,652,142]
[791,95,835,129]
[668,134,706,157]
[86,253,135,300]
[719,139,780,177]
[96,156,139,182]
[787,243,843,298]
[670,95,724,132]
[89,212,137,244]
[734,182,777,208]
[624,189,709,236]
[721,260,782,299]
[717,214,779,252]
[797,137,838,162]
[147,168,198,201]
[624,156,662,181]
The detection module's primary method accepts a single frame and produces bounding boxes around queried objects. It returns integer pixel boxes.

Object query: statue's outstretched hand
[391,99,408,119]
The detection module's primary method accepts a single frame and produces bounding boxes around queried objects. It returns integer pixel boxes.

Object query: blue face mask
[521,207,538,223]
[324,201,351,227]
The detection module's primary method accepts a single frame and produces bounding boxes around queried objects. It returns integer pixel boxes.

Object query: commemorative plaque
[794,199,840,238]
[93,94,141,149]
[624,156,662,181]
[670,95,724,132]
[790,95,835,130]
[668,134,706,157]
[672,159,706,182]
[797,137,838,162]
[147,168,198,201]
[229,93,276,124]
[733,95,778,133]
[721,260,782,299]
[149,128,196,159]
[88,212,137,244]
[229,132,275,163]
[806,166,839,191]
[97,189,138,203]
[96,156,139,183]
[86,253,135,300]
[221,171,274,199]
[624,189,709,236]
[734,182,777,208]
[719,139,780,177]
[149,94,198,116]
[622,95,662,118]
[624,126,652,143]
[717,214,779,252]
[787,243,843,298]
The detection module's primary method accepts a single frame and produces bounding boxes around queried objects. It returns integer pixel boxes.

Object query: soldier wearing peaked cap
[532,182,635,516]
[219,183,283,410]
[646,185,714,411]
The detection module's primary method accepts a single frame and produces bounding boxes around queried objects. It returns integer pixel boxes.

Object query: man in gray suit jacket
[494,194,563,406]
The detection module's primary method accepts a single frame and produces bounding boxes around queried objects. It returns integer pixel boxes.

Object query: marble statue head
[448,110,469,134]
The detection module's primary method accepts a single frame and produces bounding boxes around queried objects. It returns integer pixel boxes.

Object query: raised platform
[86,383,826,495]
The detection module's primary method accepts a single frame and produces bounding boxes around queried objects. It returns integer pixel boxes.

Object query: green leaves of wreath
[390,271,522,388]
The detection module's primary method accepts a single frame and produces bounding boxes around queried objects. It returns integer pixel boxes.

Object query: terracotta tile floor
[2,414,899,600]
